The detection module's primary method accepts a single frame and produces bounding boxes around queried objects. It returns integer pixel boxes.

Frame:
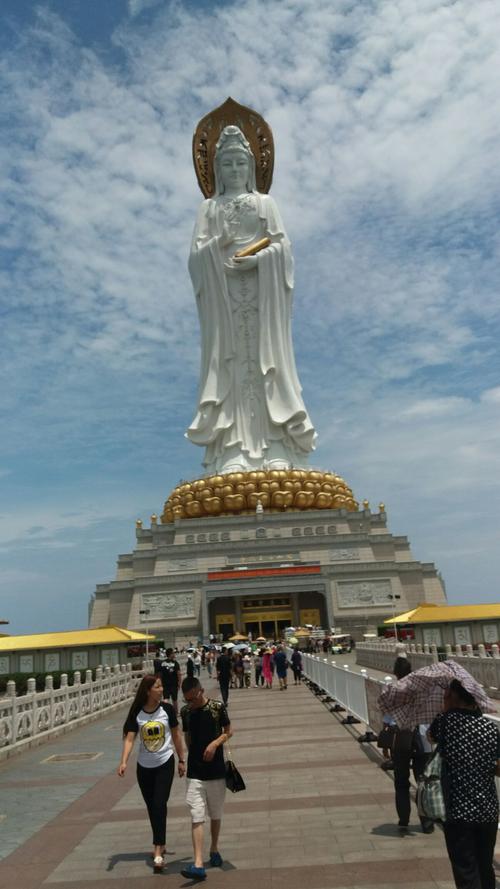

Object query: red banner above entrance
[207,565,321,581]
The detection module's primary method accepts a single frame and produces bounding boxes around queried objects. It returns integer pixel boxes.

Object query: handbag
[225,747,246,793]
[376,724,395,750]
[416,747,446,822]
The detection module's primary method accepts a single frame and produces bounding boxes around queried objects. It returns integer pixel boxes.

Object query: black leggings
[136,756,175,846]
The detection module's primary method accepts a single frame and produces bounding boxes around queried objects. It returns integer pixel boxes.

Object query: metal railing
[289,650,500,823]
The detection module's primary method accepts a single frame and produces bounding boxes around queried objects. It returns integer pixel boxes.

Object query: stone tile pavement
[0,672,498,889]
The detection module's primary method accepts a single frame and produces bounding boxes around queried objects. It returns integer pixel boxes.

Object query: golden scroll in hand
[234,237,271,258]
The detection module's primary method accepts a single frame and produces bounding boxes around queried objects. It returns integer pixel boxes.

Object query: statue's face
[219,149,249,192]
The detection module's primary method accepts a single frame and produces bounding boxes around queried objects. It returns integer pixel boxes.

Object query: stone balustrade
[0,662,146,761]
[356,641,500,698]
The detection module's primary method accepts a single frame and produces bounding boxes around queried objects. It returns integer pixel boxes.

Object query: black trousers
[392,729,433,829]
[219,679,229,705]
[443,822,497,889]
[136,756,175,846]
[292,667,302,682]
[255,667,263,686]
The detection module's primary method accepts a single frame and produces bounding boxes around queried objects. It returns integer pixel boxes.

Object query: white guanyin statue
[186,121,316,475]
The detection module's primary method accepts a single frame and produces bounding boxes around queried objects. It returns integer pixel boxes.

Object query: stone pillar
[201,593,210,640]
[234,597,242,634]
[291,590,300,626]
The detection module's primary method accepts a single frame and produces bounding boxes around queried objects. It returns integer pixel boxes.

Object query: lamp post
[387,594,401,642]
[139,609,151,659]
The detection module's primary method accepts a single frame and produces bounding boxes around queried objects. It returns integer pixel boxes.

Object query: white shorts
[186,777,226,823]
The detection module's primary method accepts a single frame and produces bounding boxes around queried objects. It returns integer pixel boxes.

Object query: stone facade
[89,505,447,644]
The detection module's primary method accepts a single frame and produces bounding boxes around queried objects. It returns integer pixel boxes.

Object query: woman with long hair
[118,675,186,873]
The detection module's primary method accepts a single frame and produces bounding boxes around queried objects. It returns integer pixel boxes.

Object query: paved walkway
[0,672,498,889]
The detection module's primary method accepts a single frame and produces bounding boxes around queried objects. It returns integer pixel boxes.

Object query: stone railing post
[455,644,462,656]
[60,673,69,724]
[491,645,500,659]
[7,680,17,745]
[27,678,37,737]
[466,644,473,657]
[430,643,438,663]
[478,644,486,658]
[45,675,55,731]
[445,644,452,658]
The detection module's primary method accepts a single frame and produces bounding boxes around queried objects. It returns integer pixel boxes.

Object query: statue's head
[214,125,256,195]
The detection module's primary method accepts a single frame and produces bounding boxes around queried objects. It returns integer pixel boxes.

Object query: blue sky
[1,0,500,634]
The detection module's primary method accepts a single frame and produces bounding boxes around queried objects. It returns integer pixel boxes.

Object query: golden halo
[193,97,274,198]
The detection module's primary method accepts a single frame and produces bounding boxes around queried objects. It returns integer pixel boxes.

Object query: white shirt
[126,703,177,768]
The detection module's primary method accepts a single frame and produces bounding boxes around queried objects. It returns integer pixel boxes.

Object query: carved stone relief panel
[0,656,9,674]
[19,655,34,673]
[166,559,197,573]
[330,549,360,562]
[336,579,393,608]
[44,652,60,672]
[142,592,196,621]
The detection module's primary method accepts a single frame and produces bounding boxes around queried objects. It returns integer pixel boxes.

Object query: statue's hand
[232,255,258,271]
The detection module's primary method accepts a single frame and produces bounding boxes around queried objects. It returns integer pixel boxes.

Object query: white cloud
[1,0,500,630]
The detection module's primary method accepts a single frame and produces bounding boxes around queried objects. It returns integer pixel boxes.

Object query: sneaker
[209,851,223,867]
[180,864,207,881]
[380,760,394,771]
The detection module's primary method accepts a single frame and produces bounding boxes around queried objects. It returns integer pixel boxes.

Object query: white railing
[0,663,145,756]
[291,650,500,821]
[355,641,500,698]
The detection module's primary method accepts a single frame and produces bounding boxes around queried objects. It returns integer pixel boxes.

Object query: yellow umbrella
[229,633,248,642]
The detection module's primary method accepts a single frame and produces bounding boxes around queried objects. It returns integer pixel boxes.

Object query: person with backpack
[180,677,233,881]
[118,675,186,873]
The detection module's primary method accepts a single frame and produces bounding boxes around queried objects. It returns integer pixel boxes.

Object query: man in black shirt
[158,648,181,714]
[180,677,232,881]
[216,646,232,705]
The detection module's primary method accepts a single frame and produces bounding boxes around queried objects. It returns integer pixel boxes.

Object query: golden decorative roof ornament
[161,469,357,523]
[193,97,274,198]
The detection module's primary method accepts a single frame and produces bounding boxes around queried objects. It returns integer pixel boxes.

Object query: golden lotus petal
[200,488,213,500]
[204,497,222,514]
[185,501,203,517]
[224,494,246,511]
[316,492,332,509]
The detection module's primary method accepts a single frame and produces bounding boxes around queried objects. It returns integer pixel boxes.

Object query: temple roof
[0,626,154,652]
[385,603,500,625]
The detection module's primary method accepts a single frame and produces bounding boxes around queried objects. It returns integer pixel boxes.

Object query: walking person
[193,650,202,678]
[118,675,186,873]
[274,645,288,690]
[243,651,252,688]
[205,650,213,679]
[390,657,434,834]
[262,649,273,689]
[233,653,244,688]
[159,648,182,715]
[290,646,303,685]
[216,646,232,705]
[186,653,195,679]
[180,677,233,881]
[429,679,500,889]
[254,649,264,687]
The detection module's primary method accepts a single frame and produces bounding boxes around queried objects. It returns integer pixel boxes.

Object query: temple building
[88,481,446,645]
